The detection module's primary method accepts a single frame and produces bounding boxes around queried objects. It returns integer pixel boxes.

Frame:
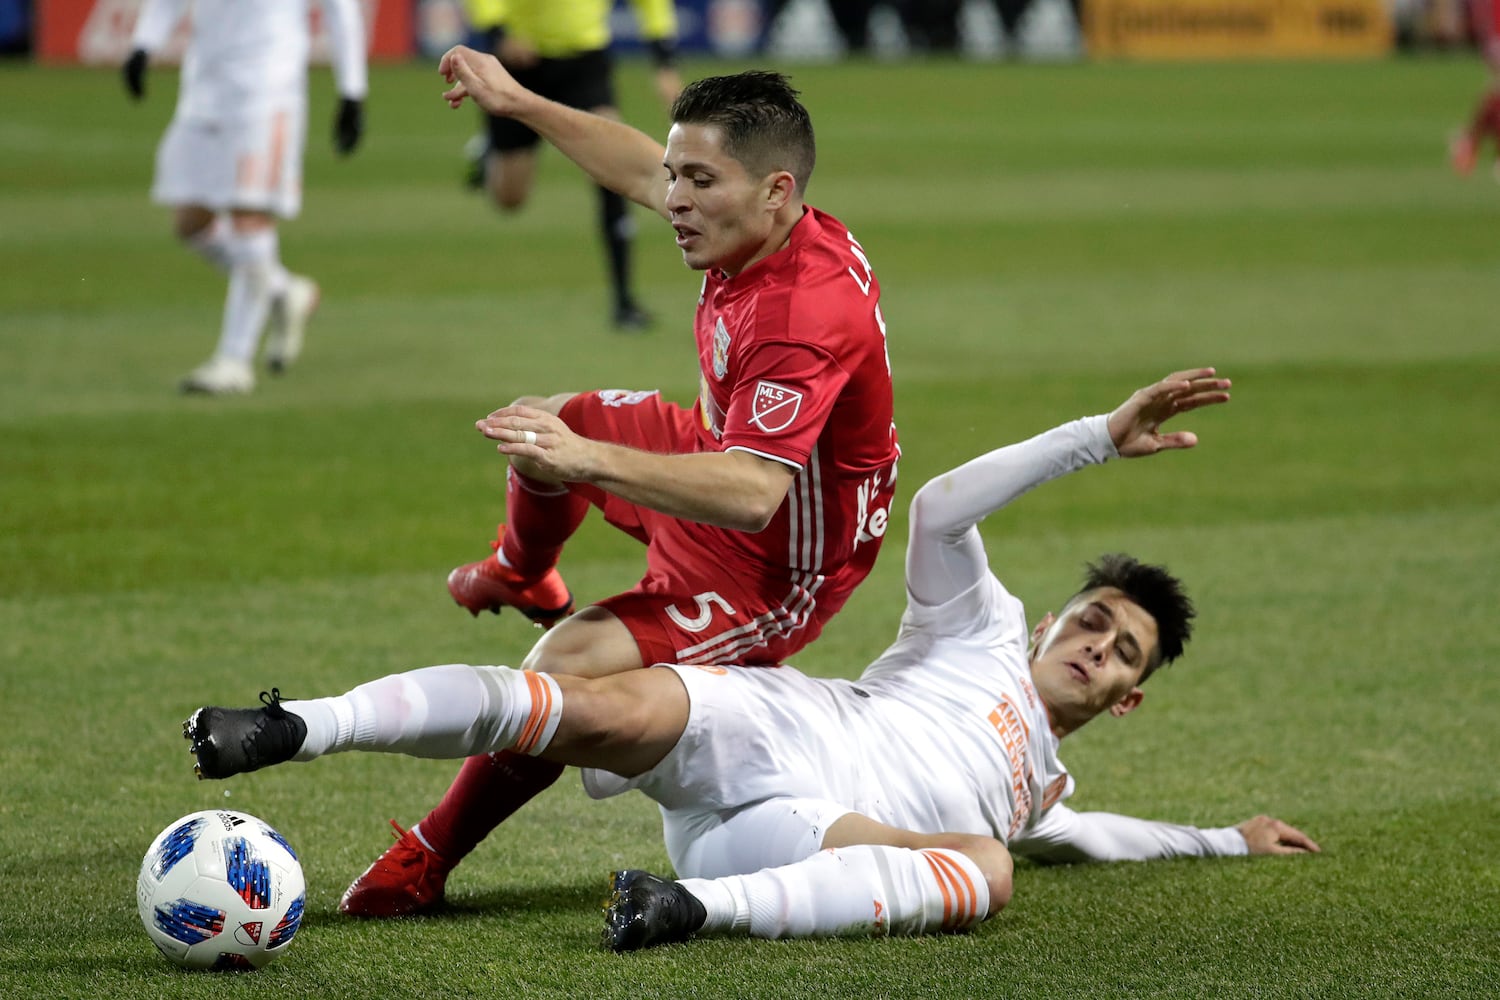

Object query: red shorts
[558,389,867,668]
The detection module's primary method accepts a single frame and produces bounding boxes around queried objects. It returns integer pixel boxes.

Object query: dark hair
[670,70,816,196]
[1076,554,1194,681]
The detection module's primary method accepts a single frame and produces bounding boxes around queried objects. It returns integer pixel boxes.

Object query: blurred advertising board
[35,0,415,64]
[1083,0,1393,57]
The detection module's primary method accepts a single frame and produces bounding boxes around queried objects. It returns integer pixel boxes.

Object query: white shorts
[151,105,307,217]
[581,663,871,878]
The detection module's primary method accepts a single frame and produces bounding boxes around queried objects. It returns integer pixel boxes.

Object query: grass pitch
[2,53,1498,999]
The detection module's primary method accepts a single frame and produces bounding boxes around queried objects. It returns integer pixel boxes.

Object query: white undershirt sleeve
[318,0,369,99]
[905,415,1118,608]
[1011,803,1248,863]
[130,0,190,53]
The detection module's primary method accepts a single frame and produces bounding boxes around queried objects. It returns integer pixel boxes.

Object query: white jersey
[584,415,1247,876]
[131,0,367,122]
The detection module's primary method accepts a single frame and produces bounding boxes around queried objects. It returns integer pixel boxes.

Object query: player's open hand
[1237,814,1320,855]
[477,404,598,483]
[440,44,525,116]
[1107,368,1231,458]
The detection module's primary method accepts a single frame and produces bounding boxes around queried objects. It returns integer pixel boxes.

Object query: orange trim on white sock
[513,670,562,755]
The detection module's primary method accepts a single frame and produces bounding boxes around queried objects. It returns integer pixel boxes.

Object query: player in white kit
[124,0,367,394]
[185,368,1319,948]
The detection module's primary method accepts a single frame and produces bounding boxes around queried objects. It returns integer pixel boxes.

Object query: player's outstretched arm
[320,0,368,156]
[123,0,189,101]
[905,368,1230,609]
[1237,814,1321,855]
[1011,804,1317,864]
[439,45,670,216]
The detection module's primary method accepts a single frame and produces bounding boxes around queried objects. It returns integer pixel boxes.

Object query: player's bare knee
[962,837,1014,916]
[489,176,527,212]
[520,643,584,677]
[173,206,214,242]
[520,620,624,679]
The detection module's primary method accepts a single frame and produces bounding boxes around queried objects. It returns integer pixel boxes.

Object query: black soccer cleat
[184,688,307,780]
[602,869,706,953]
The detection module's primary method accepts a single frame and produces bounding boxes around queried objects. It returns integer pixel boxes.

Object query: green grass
[3,53,1499,998]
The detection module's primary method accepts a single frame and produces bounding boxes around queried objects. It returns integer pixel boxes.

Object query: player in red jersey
[1451,0,1500,175]
[337,58,899,917]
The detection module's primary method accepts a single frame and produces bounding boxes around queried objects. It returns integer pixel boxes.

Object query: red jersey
[658,206,899,627]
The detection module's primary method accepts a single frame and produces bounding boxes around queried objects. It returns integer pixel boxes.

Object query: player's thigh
[520,605,645,678]
[666,797,853,879]
[153,107,306,217]
[560,388,696,449]
[552,664,690,774]
[556,389,702,540]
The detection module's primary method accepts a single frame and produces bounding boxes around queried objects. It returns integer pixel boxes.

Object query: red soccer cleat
[446,527,575,627]
[340,821,452,918]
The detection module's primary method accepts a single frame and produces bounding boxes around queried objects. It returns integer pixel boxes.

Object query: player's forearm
[1021,811,1248,864]
[583,446,792,532]
[912,415,1116,538]
[905,415,1116,605]
[512,94,668,216]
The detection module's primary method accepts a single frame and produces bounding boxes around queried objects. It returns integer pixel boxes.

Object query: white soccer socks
[285,665,562,762]
[681,844,990,940]
[215,228,289,364]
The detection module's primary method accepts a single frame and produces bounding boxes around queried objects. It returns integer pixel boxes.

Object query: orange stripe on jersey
[514,670,552,755]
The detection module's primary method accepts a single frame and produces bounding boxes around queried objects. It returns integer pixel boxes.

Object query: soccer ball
[137,809,306,971]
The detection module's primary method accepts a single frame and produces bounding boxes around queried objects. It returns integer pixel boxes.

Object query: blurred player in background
[186,368,1319,950]
[123,0,367,395]
[332,60,901,919]
[463,0,681,330]
[1450,0,1500,175]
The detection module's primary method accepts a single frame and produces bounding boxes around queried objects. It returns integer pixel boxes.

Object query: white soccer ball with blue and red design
[136,809,306,971]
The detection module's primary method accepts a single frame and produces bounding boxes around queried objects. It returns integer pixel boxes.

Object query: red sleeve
[718,340,850,467]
